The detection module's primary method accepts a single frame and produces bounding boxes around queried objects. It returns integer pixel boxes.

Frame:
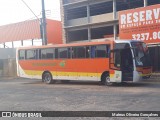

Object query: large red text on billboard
[119,4,160,44]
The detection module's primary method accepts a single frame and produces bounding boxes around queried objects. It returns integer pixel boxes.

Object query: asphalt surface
[0,77,159,119]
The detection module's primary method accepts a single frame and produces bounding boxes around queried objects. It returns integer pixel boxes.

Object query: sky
[0,0,61,26]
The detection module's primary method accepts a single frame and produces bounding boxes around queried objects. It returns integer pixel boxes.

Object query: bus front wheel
[42,72,53,84]
[101,73,112,86]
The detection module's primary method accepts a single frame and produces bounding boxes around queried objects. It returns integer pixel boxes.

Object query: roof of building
[0,19,40,43]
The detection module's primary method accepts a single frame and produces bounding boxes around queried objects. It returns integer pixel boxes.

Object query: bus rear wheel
[101,73,112,86]
[42,72,53,84]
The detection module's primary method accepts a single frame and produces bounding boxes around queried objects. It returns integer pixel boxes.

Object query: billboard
[119,4,160,44]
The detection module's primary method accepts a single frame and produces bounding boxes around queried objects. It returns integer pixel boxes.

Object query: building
[60,0,160,72]
[47,19,62,45]
[0,19,62,48]
[0,19,62,76]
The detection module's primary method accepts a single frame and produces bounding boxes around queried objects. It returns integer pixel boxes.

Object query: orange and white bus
[16,40,152,85]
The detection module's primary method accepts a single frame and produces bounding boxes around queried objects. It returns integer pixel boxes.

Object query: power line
[20,0,41,22]
[25,14,41,21]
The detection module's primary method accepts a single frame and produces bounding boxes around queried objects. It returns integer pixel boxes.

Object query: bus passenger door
[121,48,133,82]
[110,49,134,82]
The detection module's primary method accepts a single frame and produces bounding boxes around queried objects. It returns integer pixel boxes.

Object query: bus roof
[17,40,112,50]
[17,39,141,50]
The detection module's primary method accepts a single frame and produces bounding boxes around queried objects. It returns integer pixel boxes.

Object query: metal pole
[113,0,117,40]
[21,40,23,46]
[113,0,117,20]
[144,0,148,7]
[12,42,14,48]
[31,39,34,46]
[87,1,91,41]
[113,25,117,40]
[41,0,47,45]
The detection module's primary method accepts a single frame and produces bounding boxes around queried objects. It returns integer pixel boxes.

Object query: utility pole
[41,0,47,45]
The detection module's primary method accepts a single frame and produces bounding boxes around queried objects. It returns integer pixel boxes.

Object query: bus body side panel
[18,58,110,81]
[110,70,122,83]
[18,64,42,79]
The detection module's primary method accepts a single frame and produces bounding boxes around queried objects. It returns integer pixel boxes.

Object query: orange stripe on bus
[19,59,110,73]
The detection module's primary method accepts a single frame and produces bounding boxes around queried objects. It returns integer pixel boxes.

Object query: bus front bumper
[133,71,151,82]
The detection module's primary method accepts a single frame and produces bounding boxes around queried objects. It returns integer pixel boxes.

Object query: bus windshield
[131,42,151,67]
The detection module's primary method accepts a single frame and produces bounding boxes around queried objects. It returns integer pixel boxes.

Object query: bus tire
[101,73,112,86]
[42,72,53,84]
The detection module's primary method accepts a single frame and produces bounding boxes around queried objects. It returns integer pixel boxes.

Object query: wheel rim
[106,76,111,85]
[106,76,110,82]
[44,73,51,82]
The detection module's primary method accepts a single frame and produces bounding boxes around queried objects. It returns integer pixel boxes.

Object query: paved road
[0,77,159,119]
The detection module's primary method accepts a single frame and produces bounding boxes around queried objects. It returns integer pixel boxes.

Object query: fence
[0,59,17,77]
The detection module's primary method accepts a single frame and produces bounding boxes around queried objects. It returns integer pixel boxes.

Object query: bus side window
[86,46,90,58]
[40,48,54,59]
[68,48,71,59]
[46,48,54,59]
[76,47,85,58]
[55,48,58,59]
[41,49,46,59]
[35,50,38,59]
[91,46,96,58]
[72,47,76,59]
[96,45,108,58]
[26,49,38,60]
[106,45,110,58]
[19,50,25,60]
[71,48,75,59]
[39,49,41,59]
[39,48,55,59]
[59,48,68,59]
